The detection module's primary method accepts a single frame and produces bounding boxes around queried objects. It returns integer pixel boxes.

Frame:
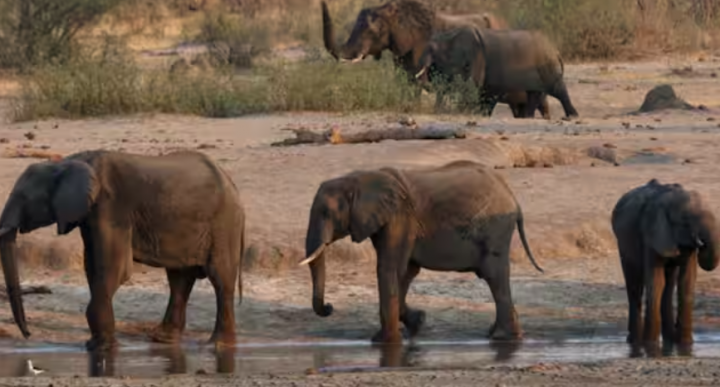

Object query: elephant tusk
[697,237,705,248]
[415,67,427,79]
[299,243,329,266]
[339,58,349,63]
[350,55,365,64]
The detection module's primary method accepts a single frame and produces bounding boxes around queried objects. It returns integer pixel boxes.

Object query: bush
[0,0,121,69]
[11,40,432,122]
[11,37,268,120]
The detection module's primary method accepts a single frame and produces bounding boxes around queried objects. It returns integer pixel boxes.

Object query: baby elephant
[300,160,543,344]
[611,179,720,345]
[0,150,245,350]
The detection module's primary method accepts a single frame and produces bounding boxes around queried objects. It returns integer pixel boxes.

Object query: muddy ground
[3,56,720,385]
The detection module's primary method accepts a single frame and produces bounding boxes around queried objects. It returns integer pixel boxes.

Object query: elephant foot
[371,328,407,345]
[487,321,522,342]
[208,331,237,349]
[148,325,182,344]
[626,333,641,344]
[674,329,694,346]
[85,335,118,352]
[402,309,426,337]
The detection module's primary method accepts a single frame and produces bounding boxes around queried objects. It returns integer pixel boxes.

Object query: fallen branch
[0,285,52,299]
[271,125,467,147]
[2,147,63,161]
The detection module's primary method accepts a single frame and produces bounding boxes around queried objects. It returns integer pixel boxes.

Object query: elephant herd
[0,0,717,354]
[320,0,578,120]
[0,148,718,352]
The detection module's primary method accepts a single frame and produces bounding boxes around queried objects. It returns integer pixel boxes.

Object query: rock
[637,84,696,113]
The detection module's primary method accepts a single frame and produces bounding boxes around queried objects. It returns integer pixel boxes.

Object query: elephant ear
[52,160,100,235]
[349,170,406,243]
[642,200,679,258]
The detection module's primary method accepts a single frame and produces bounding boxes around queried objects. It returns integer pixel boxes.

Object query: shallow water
[3,333,720,378]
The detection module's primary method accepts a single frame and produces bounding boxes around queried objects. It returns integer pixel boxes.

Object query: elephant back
[478,28,563,92]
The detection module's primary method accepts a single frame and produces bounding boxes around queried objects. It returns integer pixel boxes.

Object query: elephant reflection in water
[87,346,236,377]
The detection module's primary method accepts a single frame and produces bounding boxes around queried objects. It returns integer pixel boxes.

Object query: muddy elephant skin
[0,150,246,351]
[301,160,543,345]
[611,178,720,345]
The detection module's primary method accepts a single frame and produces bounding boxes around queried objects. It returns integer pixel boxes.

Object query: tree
[0,0,121,68]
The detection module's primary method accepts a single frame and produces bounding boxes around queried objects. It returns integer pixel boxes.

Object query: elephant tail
[516,209,544,273]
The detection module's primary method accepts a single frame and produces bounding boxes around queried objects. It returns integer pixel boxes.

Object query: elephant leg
[206,250,239,347]
[547,80,579,118]
[538,94,551,120]
[399,262,424,337]
[149,268,197,344]
[660,265,678,343]
[371,230,414,345]
[621,259,644,344]
[480,255,521,341]
[371,262,403,344]
[642,255,665,343]
[81,222,131,351]
[676,253,697,344]
[523,92,543,119]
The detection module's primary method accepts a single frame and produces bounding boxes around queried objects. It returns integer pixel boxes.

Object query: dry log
[0,285,52,299]
[271,125,467,147]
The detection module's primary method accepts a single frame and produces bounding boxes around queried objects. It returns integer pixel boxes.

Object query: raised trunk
[305,219,334,317]
[0,230,30,338]
[321,1,339,60]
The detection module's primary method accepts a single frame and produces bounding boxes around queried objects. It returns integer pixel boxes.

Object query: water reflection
[3,335,720,378]
[87,345,237,377]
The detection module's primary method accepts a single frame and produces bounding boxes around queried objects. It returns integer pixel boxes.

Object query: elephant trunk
[0,228,30,338]
[321,1,339,61]
[698,212,720,271]
[305,219,334,317]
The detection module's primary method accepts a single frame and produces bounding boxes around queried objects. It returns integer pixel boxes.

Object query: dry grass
[5,0,720,121]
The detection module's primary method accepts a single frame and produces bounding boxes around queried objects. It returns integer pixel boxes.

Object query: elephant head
[0,158,99,338]
[300,170,409,317]
[321,0,434,64]
[641,181,720,271]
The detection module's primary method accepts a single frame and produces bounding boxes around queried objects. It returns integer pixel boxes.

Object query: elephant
[0,150,246,351]
[300,160,543,345]
[611,178,720,345]
[415,26,578,119]
[320,0,541,115]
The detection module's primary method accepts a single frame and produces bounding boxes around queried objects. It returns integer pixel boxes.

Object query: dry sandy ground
[2,56,720,385]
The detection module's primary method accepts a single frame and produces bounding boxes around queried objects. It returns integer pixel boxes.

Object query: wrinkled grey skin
[303,160,543,345]
[416,26,578,118]
[0,150,245,351]
[611,179,720,346]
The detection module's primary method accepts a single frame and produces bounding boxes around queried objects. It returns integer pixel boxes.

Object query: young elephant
[415,26,577,119]
[300,160,543,344]
[0,150,245,350]
[611,179,720,345]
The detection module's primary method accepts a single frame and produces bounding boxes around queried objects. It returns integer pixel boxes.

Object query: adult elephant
[611,179,720,345]
[0,150,246,350]
[415,26,578,119]
[300,160,543,344]
[320,0,547,117]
